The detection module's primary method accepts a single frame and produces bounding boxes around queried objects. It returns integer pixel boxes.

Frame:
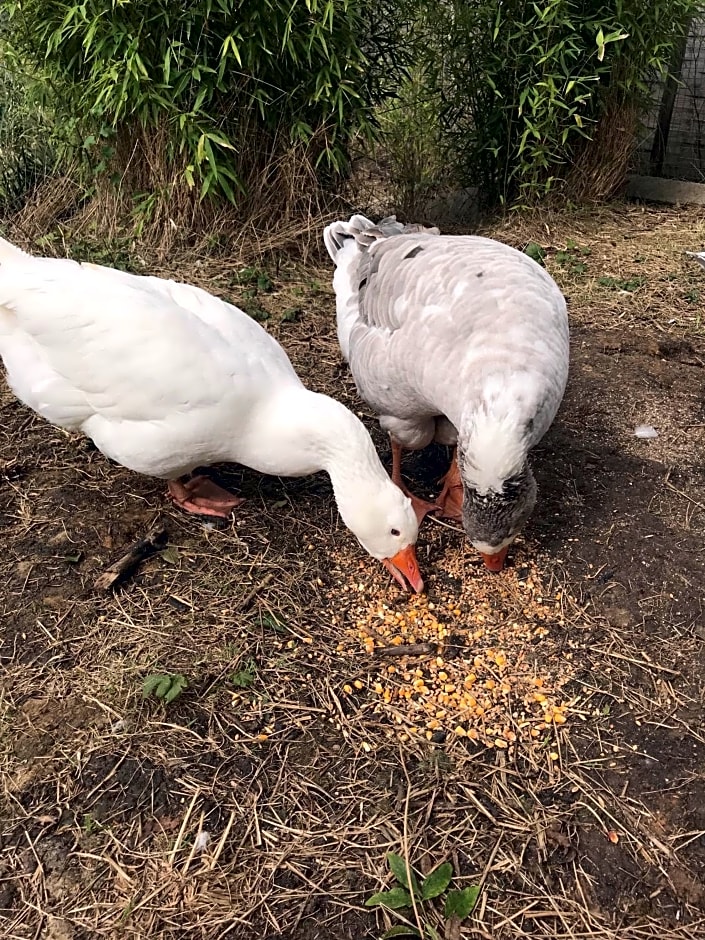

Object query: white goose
[0,237,422,591]
[324,215,569,571]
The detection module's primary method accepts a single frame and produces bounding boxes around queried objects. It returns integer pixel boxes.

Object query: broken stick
[94,524,168,592]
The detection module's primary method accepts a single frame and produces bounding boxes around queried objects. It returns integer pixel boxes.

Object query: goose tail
[324,214,440,263]
[323,214,376,263]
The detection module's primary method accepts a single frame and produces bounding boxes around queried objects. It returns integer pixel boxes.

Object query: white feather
[634,424,658,439]
[0,236,420,567]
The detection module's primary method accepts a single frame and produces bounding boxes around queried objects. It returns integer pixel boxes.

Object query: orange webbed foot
[168,475,244,518]
[390,437,440,525]
[436,454,463,521]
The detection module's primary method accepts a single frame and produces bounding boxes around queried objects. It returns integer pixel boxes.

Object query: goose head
[337,478,423,592]
[461,463,537,570]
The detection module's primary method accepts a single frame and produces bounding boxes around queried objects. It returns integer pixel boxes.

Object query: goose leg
[390,438,439,525]
[436,449,464,521]
[168,475,244,518]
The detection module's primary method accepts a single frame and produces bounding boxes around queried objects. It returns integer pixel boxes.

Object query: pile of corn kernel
[330,548,575,751]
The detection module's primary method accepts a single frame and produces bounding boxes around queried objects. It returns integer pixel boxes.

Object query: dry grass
[6,122,342,264]
[486,201,705,336]
[564,98,642,203]
[1,200,705,940]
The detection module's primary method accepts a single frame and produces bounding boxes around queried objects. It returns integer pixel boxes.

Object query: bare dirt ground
[1,202,704,940]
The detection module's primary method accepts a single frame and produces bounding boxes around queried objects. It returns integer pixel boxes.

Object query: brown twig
[93,524,168,591]
[373,642,437,658]
[241,572,275,610]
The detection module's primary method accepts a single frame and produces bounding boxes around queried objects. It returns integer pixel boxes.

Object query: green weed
[366,852,479,939]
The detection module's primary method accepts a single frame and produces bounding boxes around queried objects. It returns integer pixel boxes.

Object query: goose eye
[390,528,400,537]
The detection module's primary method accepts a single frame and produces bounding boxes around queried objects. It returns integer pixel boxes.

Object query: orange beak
[479,545,509,572]
[382,544,424,593]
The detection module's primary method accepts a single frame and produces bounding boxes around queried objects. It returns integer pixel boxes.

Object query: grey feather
[325,215,570,555]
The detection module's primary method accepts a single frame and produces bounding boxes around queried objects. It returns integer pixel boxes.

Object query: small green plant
[142,673,188,704]
[241,299,269,323]
[235,268,273,292]
[261,612,288,634]
[597,275,645,292]
[366,852,480,939]
[524,242,546,266]
[230,266,274,322]
[229,659,257,690]
[555,238,590,275]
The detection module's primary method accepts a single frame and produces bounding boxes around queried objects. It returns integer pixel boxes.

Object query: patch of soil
[531,326,705,917]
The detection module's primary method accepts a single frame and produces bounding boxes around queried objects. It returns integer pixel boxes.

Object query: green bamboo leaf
[420,862,453,900]
[365,887,412,910]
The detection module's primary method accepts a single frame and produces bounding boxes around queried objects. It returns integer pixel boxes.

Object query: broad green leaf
[163,676,188,703]
[524,242,546,265]
[155,675,173,698]
[445,886,480,920]
[387,852,421,897]
[382,927,421,939]
[365,887,412,910]
[142,674,167,697]
[421,862,453,900]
